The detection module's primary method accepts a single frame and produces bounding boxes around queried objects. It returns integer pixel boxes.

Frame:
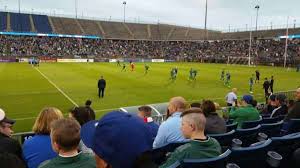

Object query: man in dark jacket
[98,76,106,98]
[263,78,270,103]
[270,76,274,93]
[270,94,288,118]
[0,108,23,160]
[286,88,300,120]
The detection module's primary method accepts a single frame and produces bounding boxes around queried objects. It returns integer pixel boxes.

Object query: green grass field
[0,62,299,133]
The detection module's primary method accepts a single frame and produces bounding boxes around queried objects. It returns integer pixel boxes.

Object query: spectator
[225,88,238,107]
[0,108,23,160]
[229,95,260,128]
[285,88,300,120]
[270,94,288,118]
[23,107,64,168]
[159,108,221,168]
[69,106,95,154]
[153,97,188,148]
[261,94,277,116]
[85,100,95,120]
[137,105,159,139]
[0,152,26,168]
[201,100,226,134]
[80,111,155,168]
[39,118,96,168]
[190,102,201,108]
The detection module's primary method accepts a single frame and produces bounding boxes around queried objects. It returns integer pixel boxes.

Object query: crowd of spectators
[0,35,299,64]
[0,88,300,168]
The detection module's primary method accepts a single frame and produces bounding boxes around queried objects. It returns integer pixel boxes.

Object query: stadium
[0,0,300,168]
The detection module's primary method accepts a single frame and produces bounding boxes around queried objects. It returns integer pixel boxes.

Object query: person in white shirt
[225,88,238,107]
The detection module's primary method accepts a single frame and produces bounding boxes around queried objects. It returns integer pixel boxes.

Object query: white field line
[34,67,78,107]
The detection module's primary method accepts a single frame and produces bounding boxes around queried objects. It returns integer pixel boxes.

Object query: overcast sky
[1,0,300,31]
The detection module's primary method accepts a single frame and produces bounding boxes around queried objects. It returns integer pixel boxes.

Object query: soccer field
[0,62,299,133]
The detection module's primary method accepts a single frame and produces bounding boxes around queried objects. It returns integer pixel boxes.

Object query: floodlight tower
[204,0,208,39]
[123,1,127,23]
[255,5,260,31]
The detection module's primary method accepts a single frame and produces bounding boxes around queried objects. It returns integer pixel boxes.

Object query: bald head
[168,97,187,114]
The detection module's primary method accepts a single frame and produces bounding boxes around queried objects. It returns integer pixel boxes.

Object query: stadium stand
[10,13,31,32]
[50,17,82,34]
[0,12,7,31]
[100,21,131,39]
[126,23,149,39]
[78,19,103,36]
[169,27,187,40]
[32,15,52,33]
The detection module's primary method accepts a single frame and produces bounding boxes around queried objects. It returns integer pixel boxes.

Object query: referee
[98,76,106,98]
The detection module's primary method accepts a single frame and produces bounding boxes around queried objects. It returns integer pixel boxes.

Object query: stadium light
[123,1,127,23]
[75,0,78,19]
[255,5,260,31]
[18,0,20,13]
[204,0,208,40]
[284,16,289,68]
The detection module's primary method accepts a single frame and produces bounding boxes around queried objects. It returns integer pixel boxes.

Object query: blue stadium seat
[10,12,31,32]
[226,122,238,132]
[241,116,262,129]
[271,132,300,167]
[229,139,272,168]
[208,130,235,149]
[182,149,231,168]
[235,125,261,146]
[260,120,284,137]
[281,119,300,135]
[32,15,52,33]
[152,142,187,165]
[0,12,7,31]
[262,116,281,124]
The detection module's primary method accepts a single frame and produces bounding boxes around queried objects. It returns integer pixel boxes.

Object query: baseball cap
[80,111,153,168]
[0,108,15,125]
[242,95,253,104]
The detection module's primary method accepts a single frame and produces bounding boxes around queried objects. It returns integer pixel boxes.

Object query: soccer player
[192,69,198,81]
[189,68,194,80]
[255,70,260,83]
[249,74,254,93]
[130,62,135,72]
[225,72,231,87]
[170,68,176,81]
[116,59,121,66]
[121,63,126,72]
[220,69,225,81]
[144,64,150,74]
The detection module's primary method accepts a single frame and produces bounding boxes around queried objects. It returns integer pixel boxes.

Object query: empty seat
[32,15,52,33]
[229,139,272,168]
[271,132,300,167]
[152,142,187,165]
[260,120,284,137]
[241,116,262,129]
[235,125,261,146]
[208,130,235,149]
[0,12,7,31]
[10,12,31,32]
[226,122,238,132]
[182,149,232,168]
[262,116,281,124]
[281,119,300,135]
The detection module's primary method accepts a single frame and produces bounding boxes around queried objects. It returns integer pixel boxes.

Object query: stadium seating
[229,139,272,168]
[152,142,187,165]
[208,130,235,150]
[182,149,232,168]
[100,21,131,39]
[260,120,284,137]
[78,19,103,36]
[271,132,300,167]
[241,116,262,129]
[235,125,261,146]
[10,13,31,32]
[262,116,282,124]
[126,23,149,39]
[281,119,300,135]
[0,12,7,31]
[226,122,238,132]
[32,15,52,33]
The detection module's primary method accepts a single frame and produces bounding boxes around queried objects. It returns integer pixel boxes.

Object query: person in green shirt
[159,108,221,168]
[229,95,260,128]
[39,118,95,168]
